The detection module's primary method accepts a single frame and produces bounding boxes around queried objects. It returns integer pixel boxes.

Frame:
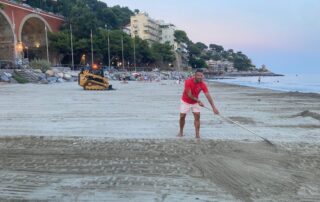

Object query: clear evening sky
[103,0,320,74]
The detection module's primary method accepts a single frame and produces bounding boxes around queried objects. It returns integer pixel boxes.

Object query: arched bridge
[0,0,64,64]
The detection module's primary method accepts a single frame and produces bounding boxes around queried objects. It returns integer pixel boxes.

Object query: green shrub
[12,73,29,84]
[29,59,51,72]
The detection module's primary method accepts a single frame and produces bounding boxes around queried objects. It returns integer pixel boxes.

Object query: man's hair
[195,69,204,73]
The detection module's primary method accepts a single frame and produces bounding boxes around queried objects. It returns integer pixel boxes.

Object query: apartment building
[159,22,176,45]
[130,12,189,70]
[206,60,234,72]
[130,13,161,43]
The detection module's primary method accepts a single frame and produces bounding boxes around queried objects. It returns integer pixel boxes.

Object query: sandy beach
[0,80,320,201]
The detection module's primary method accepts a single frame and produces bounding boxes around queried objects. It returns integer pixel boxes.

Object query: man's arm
[187,89,200,103]
[204,92,219,114]
[187,89,206,107]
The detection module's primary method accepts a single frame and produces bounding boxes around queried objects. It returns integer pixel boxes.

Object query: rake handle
[203,106,270,142]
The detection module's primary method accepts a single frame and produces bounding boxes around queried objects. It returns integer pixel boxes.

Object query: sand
[0,80,320,201]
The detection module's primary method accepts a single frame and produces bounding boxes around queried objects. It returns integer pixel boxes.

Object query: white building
[130,12,161,44]
[130,12,189,70]
[206,60,234,72]
[159,22,176,45]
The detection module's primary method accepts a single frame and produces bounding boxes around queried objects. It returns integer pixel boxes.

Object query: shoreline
[205,71,284,78]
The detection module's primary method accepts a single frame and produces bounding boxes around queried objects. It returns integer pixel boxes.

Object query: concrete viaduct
[0,0,64,64]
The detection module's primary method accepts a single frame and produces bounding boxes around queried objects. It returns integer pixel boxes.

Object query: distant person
[258,76,261,83]
[178,69,219,138]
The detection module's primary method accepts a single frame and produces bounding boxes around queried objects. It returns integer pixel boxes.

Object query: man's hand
[212,106,219,115]
[198,100,204,107]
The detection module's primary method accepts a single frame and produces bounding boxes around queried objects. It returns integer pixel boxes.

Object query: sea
[211,74,320,94]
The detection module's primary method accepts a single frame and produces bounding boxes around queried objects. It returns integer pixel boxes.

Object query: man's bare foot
[195,135,200,139]
[177,133,184,137]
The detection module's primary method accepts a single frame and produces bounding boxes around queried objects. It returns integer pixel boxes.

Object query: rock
[57,78,64,83]
[63,73,72,80]
[56,72,64,78]
[0,74,10,82]
[33,69,43,74]
[47,76,58,83]
[39,78,49,84]
[37,73,46,80]
[52,68,60,74]
[45,70,55,77]
[4,72,12,78]
[53,67,71,72]
[69,72,79,77]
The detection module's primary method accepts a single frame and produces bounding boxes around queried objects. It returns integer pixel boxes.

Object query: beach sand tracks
[1,137,320,201]
[269,110,320,129]
[227,116,256,125]
[184,141,320,201]
[290,110,320,121]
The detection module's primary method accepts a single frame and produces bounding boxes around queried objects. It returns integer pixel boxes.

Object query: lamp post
[11,10,18,63]
[133,37,136,72]
[70,24,74,70]
[90,29,94,65]
[105,24,111,68]
[45,25,49,63]
[121,33,124,70]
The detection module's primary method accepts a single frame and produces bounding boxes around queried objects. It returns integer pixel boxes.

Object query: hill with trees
[174,30,255,71]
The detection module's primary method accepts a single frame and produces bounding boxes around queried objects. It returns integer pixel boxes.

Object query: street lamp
[121,33,124,70]
[90,29,93,65]
[133,37,136,72]
[35,42,40,48]
[70,24,74,70]
[45,25,49,63]
[105,24,111,68]
[16,42,23,52]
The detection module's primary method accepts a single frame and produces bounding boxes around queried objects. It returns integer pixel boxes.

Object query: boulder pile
[1,67,191,84]
[0,67,78,84]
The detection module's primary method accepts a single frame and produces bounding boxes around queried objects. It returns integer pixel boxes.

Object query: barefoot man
[179,69,219,138]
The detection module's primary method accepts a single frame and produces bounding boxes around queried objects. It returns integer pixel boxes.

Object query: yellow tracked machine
[78,64,112,90]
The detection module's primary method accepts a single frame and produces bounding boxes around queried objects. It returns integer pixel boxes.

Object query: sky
[103,0,320,74]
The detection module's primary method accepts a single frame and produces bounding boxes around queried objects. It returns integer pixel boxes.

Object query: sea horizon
[210,73,320,94]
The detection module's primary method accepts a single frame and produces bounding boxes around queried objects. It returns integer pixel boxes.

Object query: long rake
[203,106,274,146]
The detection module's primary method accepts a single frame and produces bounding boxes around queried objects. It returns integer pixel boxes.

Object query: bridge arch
[19,14,52,60]
[0,10,15,61]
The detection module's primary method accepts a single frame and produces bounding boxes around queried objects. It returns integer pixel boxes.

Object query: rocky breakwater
[44,67,77,84]
[0,67,78,84]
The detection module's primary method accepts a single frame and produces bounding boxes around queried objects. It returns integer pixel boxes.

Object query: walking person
[178,69,219,138]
